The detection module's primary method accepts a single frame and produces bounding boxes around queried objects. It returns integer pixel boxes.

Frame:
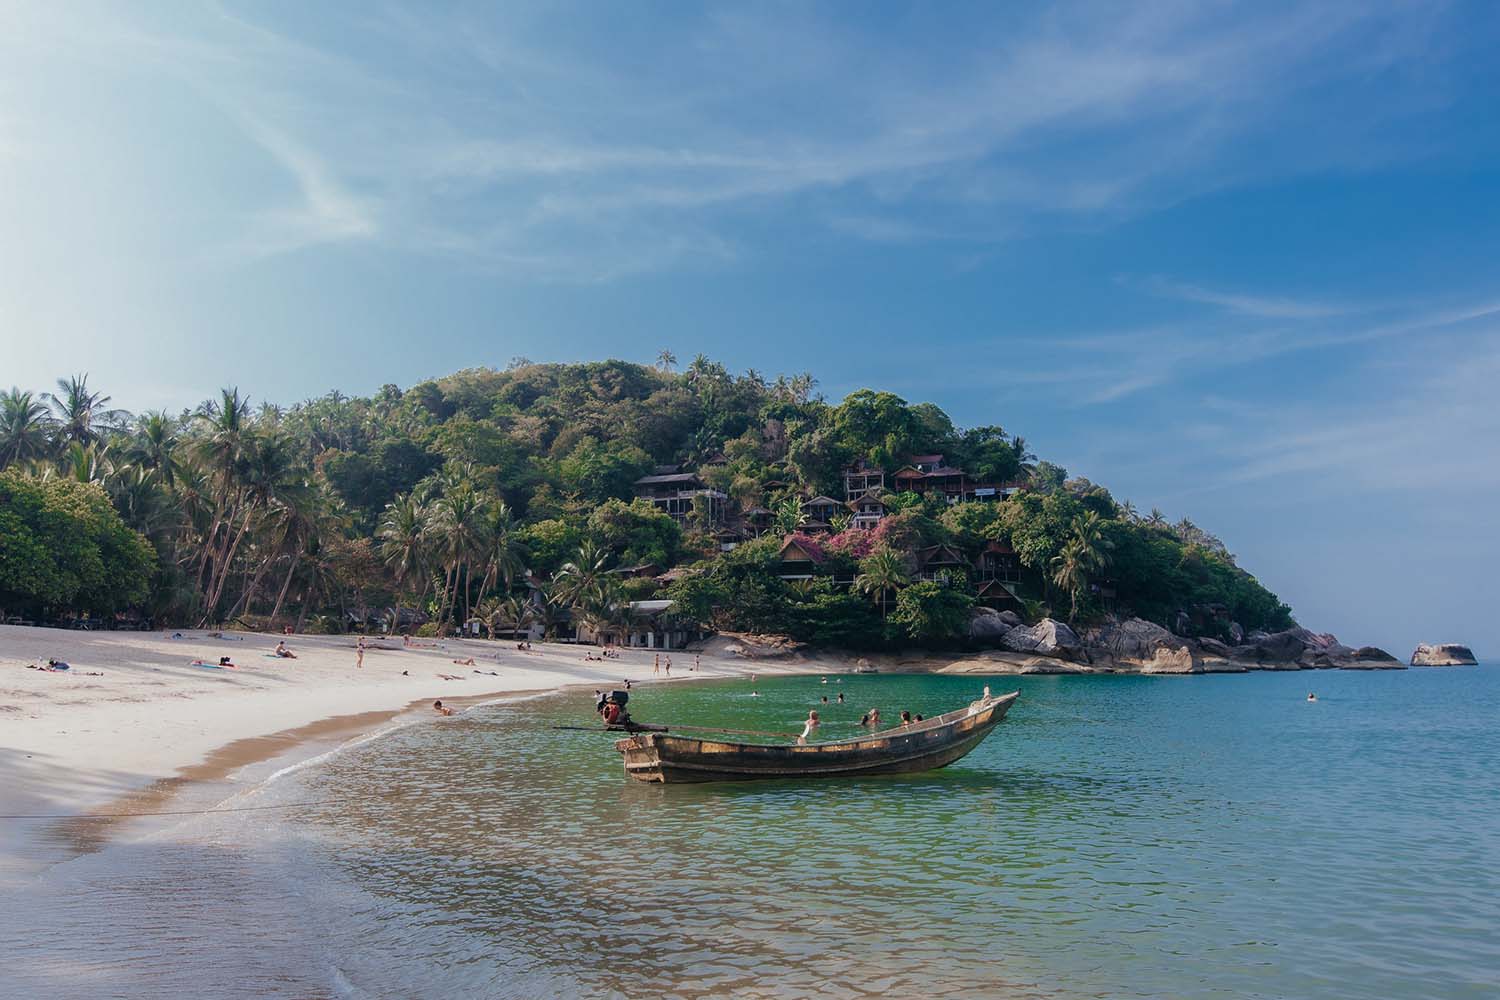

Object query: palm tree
[1010,435,1037,478]
[554,542,612,609]
[426,484,488,630]
[655,349,677,372]
[1050,512,1115,622]
[855,549,910,618]
[203,431,299,619]
[476,501,525,607]
[125,412,182,488]
[378,492,431,622]
[45,374,126,447]
[193,388,254,601]
[268,482,340,622]
[0,388,54,468]
[1050,542,1089,624]
[1146,508,1168,529]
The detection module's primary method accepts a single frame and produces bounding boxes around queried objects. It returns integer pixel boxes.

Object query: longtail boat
[614,689,1018,783]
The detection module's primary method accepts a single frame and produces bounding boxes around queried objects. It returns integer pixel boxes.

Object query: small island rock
[1409,644,1478,666]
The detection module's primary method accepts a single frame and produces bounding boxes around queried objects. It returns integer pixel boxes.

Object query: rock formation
[1409,644,1478,666]
[1001,618,1086,661]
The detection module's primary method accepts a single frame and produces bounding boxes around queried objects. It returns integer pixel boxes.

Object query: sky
[2,1,1497,657]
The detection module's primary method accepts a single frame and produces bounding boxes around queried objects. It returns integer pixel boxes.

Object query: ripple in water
[6,668,1498,999]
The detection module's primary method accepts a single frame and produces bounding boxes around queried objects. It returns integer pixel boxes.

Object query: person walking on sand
[654,654,660,676]
[664,656,671,677]
[356,636,366,669]
[694,655,700,672]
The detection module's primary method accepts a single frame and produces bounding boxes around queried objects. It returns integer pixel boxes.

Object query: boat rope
[551,723,798,739]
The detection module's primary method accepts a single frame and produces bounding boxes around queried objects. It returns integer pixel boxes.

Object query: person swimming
[433,699,454,716]
[837,691,845,704]
[796,710,820,745]
[1307,693,1318,702]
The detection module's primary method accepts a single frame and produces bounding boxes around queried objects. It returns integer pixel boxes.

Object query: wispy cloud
[233,117,378,256]
[1,1,1461,278]
[1139,277,1351,319]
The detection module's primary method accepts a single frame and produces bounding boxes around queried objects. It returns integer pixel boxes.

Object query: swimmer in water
[1307,693,1317,702]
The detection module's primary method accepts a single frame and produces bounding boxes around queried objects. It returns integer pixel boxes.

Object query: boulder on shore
[1001,618,1086,661]
[1410,643,1478,666]
[968,607,1017,643]
[1083,617,1199,672]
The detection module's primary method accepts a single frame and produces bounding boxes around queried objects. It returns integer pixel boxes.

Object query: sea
[4,665,1497,999]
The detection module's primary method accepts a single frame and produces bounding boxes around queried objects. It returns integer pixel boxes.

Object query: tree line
[0,359,1291,644]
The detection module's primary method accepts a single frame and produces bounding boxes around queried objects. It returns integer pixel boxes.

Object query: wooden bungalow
[847,491,888,531]
[976,579,1027,616]
[777,536,826,581]
[632,472,728,525]
[801,495,842,524]
[977,540,1021,584]
[915,544,970,585]
[741,506,774,537]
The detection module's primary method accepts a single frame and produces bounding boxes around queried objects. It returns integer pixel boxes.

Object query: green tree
[854,548,909,618]
[0,389,54,469]
[889,580,974,643]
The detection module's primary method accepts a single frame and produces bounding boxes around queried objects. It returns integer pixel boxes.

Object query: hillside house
[777,536,825,581]
[915,544,970,584]
[843,460,886,501]
[632,472,728,525]
[847,492,888,530]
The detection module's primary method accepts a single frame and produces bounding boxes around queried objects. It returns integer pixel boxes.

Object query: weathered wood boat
[615,689,1019,783]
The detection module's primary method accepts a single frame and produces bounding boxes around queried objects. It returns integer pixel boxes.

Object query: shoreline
[0,624,809,878]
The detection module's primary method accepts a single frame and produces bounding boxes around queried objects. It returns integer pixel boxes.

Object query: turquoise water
[7,666,1499,998]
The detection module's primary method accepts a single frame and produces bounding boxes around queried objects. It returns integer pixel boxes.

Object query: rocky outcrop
[1410,644,1478,666]
[1001,618,1086,661]
[1336,646,1404,670]
[968,607,1017,642]
[1083,617,1200,672]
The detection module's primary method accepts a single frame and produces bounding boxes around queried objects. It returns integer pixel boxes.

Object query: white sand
[0,625,807,836]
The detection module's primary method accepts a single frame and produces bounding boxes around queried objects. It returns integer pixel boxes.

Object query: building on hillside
[915,544,970,585]
[801,495,842,524]
[632,472,728,525]
[573,599,706,650]
[843,460,886,501]
[847,491,888,530]
[607,563,661,580]
[977,540,1021,584]
[777,535,825,581]
[976,579,1027,616]
[963,479,1029,502]
[911,454,946,473]
[741,506,774,537]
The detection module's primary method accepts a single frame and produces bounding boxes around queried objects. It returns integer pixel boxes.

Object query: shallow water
[5,667,1498,999]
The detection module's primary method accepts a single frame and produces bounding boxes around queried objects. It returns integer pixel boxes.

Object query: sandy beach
[0,625,802,877]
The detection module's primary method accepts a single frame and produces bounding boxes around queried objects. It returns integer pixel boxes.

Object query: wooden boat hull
[615,691,1018,783]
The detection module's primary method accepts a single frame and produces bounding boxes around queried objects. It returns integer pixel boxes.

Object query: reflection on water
[5,669,1499,999]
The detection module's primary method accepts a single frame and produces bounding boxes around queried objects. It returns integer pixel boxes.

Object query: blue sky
[3,1,1498,656]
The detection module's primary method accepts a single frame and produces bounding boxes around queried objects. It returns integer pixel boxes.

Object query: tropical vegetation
[0,362,1293,646]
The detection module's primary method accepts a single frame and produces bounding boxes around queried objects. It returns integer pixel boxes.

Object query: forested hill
[0,359,1292,646]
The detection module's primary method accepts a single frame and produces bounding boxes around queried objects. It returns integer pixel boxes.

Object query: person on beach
[433,700,454,716]
[274,640,296,658]
[453,657,476,666]
[653,654,660,676]
[44,659,71,672]
[797,710,820,745]
[356,636,366,669]
[664,657,671,676]
[694,655,700,672]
